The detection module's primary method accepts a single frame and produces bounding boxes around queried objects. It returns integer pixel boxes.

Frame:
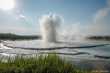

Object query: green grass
[0,55,88,73]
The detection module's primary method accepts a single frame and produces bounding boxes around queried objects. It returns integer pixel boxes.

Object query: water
[0,39,110,71]
[0,39,110,60]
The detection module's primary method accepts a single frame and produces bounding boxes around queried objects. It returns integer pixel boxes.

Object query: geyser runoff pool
[39,13,62,43]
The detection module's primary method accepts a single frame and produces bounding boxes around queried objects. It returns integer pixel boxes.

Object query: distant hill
[0,33,41,40]
[86,36,110,41]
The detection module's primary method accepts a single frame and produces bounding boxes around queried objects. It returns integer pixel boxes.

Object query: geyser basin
[39,14,62,43]
[0,40,110,60]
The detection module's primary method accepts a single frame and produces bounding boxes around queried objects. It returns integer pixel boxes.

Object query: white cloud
[94,8,110,23]
[15,11,26,20]
[86,0,110,35]
[0,10,36,35]
[94,0,110,23]
[19,14,26,19]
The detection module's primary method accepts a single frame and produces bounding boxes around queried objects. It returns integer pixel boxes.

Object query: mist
[39,13,62,43]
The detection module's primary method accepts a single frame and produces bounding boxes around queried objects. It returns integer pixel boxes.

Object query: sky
[0,0,110,35]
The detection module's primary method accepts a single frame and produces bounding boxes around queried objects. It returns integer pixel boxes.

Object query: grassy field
[0,55,88,73]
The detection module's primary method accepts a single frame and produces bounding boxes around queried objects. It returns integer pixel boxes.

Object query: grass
[0,54,88,73]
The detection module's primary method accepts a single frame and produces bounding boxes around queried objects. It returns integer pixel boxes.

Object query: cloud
[18,14,26,19]
[86,0,110,35]
[0,10,36,35]
[94,0,110,23]
[14,10,26,20]
[97,0,110,21]
[94,8,110,23]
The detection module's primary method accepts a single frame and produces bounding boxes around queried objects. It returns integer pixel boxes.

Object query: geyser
[39,13,62,43]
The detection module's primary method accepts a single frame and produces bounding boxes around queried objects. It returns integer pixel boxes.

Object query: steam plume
[39,13,62,43]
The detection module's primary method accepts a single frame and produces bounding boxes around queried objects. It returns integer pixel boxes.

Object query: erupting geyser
[39,13,62,43]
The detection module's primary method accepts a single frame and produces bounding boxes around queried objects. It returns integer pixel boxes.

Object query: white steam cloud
[39,13,63,43]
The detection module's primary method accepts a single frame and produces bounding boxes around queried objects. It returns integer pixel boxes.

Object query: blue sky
[0,0,110,35]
